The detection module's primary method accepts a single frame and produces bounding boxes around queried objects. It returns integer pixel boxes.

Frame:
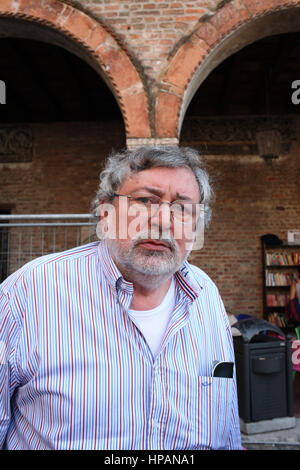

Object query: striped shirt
[0,240,242,450]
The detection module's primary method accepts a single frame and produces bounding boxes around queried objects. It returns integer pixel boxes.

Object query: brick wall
[185,129,300,317]
[1,0,299,140]
[2,118,300,318]
[81,0,218,79]
[0,121,125,214]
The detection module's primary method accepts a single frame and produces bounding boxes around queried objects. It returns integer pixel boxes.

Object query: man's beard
[107,232,188,277]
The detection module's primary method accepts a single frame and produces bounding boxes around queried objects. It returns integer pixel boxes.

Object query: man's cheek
[117,212,129,239]
[96,203,117,240]
[127,205,149,239]
[185,215,205,252]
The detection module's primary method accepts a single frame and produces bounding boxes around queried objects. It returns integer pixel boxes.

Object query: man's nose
[149,202,172,230]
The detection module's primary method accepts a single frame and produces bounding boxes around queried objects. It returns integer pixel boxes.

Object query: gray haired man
[0,146,242,450]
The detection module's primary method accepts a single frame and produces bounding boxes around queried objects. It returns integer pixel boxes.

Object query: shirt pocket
[195,376,234,449]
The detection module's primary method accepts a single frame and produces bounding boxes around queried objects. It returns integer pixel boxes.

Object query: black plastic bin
[233,318,294,425]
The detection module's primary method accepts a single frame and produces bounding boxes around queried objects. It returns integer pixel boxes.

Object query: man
[0,146,242,450]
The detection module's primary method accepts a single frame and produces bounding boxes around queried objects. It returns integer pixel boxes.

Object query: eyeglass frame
[112,192,202,224]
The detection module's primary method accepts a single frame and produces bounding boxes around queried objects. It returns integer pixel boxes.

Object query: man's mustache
[132,232,177,252]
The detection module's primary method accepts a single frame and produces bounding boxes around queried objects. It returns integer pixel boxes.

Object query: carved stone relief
[0,126,33,162]
[181,116,295,155]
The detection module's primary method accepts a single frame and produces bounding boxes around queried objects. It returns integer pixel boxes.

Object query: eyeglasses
[113,192,202,223]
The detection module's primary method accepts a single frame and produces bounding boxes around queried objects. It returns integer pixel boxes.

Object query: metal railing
[0,214,97,283]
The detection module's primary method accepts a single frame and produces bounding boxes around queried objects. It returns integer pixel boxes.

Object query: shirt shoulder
[188,263,231,331]
[0,241,100,296]
[188,262,219,292]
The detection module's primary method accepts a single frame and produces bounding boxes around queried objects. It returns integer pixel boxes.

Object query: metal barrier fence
[0,214,97,283]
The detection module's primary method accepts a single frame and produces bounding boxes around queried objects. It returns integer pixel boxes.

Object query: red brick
[95,43,140,91]
[194,21,219,47]
[121,91,151,138]
[0,0,15,13]
[155,91,180,137]
[164,39,209,89]
[86,26,110,51]
[186,9,207,14]
[62,9,96,42]
[162,9,184,15]
[210,3,243,36]
[175,16,202,22]
[242,0,293,14]
[104,4,119,10]
[103,11,118,18]
[18,0,65,24]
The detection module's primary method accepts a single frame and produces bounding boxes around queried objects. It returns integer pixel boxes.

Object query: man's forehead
[120,166,199,197]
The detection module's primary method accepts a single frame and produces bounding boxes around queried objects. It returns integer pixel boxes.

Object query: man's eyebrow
[175,193,194,202]
[132,186,194,201]
[132,186,163,196]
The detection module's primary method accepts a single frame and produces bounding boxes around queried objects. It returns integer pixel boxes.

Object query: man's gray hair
[91,146,213,227]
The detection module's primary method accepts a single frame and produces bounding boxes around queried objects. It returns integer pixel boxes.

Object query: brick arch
[0,0,151,139]
[156,0,300,139]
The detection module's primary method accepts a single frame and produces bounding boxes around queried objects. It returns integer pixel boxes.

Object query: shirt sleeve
[0,288,20,449]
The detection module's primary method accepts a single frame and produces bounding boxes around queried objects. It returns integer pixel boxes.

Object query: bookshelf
[262,242,300,329]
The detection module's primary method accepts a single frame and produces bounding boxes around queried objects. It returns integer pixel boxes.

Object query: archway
[156,1,300,139]
[0,0,151,139]
[0,35,127,216]
[178,29,300,319]
[0,31,131,276]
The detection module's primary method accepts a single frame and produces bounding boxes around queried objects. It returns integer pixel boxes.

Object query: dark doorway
[0,37,123,123]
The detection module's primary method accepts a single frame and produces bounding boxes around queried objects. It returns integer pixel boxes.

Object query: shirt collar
[175,260,203,301]
[97,240,202,300]
[97,240,133,295]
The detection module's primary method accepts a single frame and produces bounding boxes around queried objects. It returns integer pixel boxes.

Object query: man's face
[101,166,201,278]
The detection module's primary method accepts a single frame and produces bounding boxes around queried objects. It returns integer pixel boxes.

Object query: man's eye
[134,197,152,204]
[172,203,185,213]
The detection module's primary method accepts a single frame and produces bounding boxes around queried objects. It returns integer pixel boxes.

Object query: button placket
[147,365,164,449]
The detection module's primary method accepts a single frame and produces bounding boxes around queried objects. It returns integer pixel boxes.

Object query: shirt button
[152,420,160,429]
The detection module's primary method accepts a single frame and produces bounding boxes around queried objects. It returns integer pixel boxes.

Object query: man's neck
[129,276,173,311]
[113,260,174,310]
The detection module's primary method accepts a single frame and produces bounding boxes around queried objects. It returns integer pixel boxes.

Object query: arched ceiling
[185,32,300,118]
[0,37,123,123]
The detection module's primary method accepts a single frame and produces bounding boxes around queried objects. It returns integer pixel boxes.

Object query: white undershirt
[129,277,176,358]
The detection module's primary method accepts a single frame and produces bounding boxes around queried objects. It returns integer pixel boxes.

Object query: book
[266,251,300,266]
